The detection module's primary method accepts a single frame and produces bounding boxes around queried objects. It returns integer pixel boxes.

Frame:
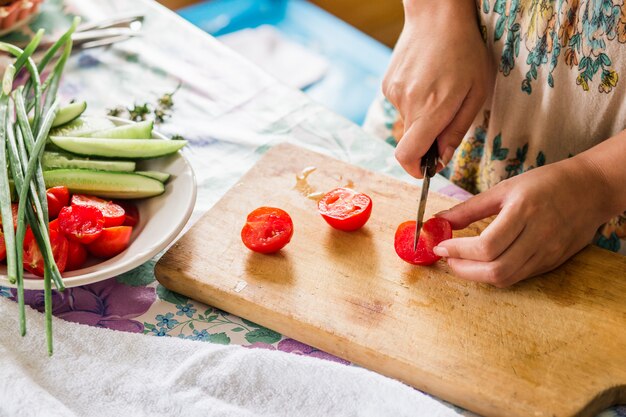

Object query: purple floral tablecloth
[0,1,623,417]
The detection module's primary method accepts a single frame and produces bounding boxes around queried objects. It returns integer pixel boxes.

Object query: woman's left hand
[432,157,615,287]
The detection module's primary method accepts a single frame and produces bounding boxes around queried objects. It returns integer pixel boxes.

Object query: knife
[413,141,439,251]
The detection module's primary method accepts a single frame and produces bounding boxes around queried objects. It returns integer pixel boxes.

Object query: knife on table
[413,141,439,251]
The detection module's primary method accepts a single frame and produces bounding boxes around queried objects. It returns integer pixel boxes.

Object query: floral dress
[363,0,626,255]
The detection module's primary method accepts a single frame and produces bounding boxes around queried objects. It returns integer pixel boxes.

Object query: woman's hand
[432,157,617,287]
[383,0,492,178]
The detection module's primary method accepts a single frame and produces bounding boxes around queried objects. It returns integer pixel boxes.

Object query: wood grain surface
[156,143,626,417]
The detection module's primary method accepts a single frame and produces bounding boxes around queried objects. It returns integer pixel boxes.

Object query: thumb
[435,187,504,229]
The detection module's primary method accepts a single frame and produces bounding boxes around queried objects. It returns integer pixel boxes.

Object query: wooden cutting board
[156,143,626,417]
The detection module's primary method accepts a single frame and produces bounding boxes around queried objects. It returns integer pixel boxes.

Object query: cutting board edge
[154,261,625,417]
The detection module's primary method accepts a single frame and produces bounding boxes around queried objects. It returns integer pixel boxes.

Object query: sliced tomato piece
[318,188,372,231]
[114,200,140,227]
[394,218,452,266]
[0,229,6,262]
[23,227,69,277]
[87,226,132,258]
[66,240,88,271]
[48,218,60,232]
[58,205,105,244]
[71,194,125,227]
[46,186,70,219]
[241,207,293,254]
[0,203,19,230]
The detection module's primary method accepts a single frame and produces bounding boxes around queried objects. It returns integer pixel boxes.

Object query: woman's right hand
[383,0,492,178]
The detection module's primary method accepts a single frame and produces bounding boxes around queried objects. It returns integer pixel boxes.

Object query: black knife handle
[421,141,439,178]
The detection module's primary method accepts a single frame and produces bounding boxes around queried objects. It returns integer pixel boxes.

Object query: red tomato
[71,194,126,227]
[48,218,60,232]
[0,203,19,230]
[58,205,105,244]
[46,186,70,219]
[317,188,372,231]
[394,218,452,266]
[114,200,140,227]
[23,227,69,277]
[87,226,132,258]
[0,230,6,262]
[66,240,88,271]
[241,207,294,254]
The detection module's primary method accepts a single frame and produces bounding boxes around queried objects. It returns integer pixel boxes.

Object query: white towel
[0,297,461,417]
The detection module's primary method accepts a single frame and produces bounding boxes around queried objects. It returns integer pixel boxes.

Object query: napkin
[219,25,329,90]
[0,297,461,417]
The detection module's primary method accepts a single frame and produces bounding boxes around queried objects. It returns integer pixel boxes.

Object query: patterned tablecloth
[0,1,623,416]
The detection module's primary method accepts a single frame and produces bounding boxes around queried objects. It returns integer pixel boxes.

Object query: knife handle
[421,141,439,178]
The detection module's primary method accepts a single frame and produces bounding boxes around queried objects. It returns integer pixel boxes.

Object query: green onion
[0,97,17,285]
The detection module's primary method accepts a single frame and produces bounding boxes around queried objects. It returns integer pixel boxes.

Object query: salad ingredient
[42,151,136,172]
[65,239,87,271]
[49,136,187,159]
[43,169,165,199]
[51,100,86,127]
[317,188,372,231]
[394,218,452,266]
[46,186,70,219]
[87,226,132,258]
[241,207,294,254]
[115,200,140,227]
[58,205,104,245]
[83,120,153,139]
[71,194,125,227]
[23,227,69,277]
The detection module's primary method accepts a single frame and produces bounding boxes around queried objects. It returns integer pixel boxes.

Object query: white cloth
[0,297,460,417]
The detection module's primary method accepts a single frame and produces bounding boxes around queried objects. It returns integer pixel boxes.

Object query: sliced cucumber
[49,116,116,137]
[44,169,165,199]
[49,137,187,159]
[42,151,136,172]
[136,170,171,183]
[52,101,87,127]
[83,120,153,139]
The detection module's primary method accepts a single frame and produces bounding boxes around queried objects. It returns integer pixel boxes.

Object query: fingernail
[440,146,456,169]
[434,209,449,217]
[433,246,449,257]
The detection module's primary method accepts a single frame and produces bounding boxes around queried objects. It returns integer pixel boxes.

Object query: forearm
[574,131,626,219]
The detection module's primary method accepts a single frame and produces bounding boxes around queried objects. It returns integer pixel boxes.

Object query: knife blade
[413,142,439,251]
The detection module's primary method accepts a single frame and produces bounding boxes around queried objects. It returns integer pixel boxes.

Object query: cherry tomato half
[46,186,70,219]
[0,203,19,230]
[241,207,294,254]
[114,200,140,227]
[23,227,69,277]
[317,188,372,231]
[0,230,6,262]
[71,194,126,227]
[58,205,105,245]
[394,218,452,266]
[87,226,133,259]
[66,240,88,271]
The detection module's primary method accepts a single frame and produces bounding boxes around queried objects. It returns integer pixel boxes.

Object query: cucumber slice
[136,170,171,183]
[49,116,116,137]
[83,120,153,139]
[44,169,165,199]
[42,151,136,172]
[49,137,187,159]
[52,101,87,127]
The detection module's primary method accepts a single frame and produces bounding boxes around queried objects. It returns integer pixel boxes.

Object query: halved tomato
[394,218,452,266]
[46,186,70,219]
[65,240,88,271]
[114,200,140,227]
[241,207,293,254]
[71,194,125,227]
[317,188,372,231]
[87,226,132,258]
[0,203,19,230]
[0,229,6,262]
[23,227,69,277]
[58,205,105,244]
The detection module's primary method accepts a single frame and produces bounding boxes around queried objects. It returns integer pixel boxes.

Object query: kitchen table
[0,1,622,416]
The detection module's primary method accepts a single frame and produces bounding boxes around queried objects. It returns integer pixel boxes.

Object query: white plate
[0,117,197,290]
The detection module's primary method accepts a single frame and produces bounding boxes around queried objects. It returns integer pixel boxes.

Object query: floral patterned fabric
[364,0,626,255]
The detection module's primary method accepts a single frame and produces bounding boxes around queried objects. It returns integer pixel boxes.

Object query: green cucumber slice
[136,170,171,183]
[42,151,136,172]
[83,120,153,139]
[49,137,187,159]
[52,101,87,127]
[49,116,116,137]
[43,169,165,199]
